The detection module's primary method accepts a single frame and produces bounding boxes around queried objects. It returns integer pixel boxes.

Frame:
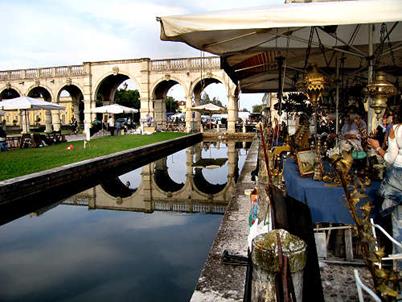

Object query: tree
[114,89,140,109]
[252,104,264,113]
[200,92,223,107]
[165,96,178,113]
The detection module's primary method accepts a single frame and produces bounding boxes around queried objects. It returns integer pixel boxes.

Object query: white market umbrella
[0,96,65,133]
[0,96,65,111]
[191,103,225,130]
[92,104,138,114]
[191,103,225,113]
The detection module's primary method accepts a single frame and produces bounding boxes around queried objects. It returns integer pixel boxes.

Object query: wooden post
[251,229,307,302]
[344,228,354,261]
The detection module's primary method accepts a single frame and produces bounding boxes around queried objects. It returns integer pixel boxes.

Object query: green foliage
[274,93,312,115]
[114,89,140,109]
[165,96,178,113]
[200,92,223,107]
[0,132,185,181]
[252,104,264,113]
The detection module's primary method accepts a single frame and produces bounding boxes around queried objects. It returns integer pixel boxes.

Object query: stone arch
[27,86,55,131]
[0,86,22,99]
[93,71,141,103]
[151,77,187,126]
[189,75,230,97]
[192,168,227,195]
[152,157,185,193]
[27,85,54,101]
[100,177,137,198]
[56,84,84,125]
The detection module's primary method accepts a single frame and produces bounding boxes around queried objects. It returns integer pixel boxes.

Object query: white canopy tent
[92,104,138,114]
[158,0,402,91]
[0,96,65,133]
[158,0,402,131]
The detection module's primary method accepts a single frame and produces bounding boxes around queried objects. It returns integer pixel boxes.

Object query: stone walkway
[190,140,258,302]
[320,261,373,302]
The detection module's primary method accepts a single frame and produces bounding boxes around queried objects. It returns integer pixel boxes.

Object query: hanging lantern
[298,65,328,108]
[366,72,397,118]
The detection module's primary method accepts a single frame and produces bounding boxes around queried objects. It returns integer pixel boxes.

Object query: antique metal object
[366,72,397,118]
[299,65,328,108]
[313,140,323,181]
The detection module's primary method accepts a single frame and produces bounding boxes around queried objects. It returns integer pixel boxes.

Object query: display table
[283,158,380,224]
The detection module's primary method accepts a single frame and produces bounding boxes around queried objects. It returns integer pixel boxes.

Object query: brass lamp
[366,72,397,118]
[302,65,328,108]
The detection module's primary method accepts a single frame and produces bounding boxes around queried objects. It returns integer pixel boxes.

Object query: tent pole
[335,56,340,139]
[367,24,375,133]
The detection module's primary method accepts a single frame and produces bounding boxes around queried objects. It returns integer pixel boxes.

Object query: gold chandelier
[298,65,328,108]
[366,72,397,118]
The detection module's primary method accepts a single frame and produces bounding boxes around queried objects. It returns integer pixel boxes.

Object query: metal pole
[367,24,374,133]
[335,57,340,138]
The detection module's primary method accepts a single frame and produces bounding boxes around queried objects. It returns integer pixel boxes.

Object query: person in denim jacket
[368,117,402,267]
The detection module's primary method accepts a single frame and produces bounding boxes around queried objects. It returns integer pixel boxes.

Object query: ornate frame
[296,150,315,176]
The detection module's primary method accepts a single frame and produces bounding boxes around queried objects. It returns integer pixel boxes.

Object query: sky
[0,0,284,110]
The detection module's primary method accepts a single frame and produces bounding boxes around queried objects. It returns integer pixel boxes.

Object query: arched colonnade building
[0,56,239,133]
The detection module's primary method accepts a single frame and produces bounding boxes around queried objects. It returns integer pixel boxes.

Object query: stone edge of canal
[190,139,258,302]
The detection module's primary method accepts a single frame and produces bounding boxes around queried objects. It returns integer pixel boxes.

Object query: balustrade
[151,56,220,72]
[0,64,86,81]
[0,57,219,82]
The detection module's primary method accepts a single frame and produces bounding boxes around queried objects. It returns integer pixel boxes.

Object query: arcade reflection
[63,140,250,215]
[0,140,251,302]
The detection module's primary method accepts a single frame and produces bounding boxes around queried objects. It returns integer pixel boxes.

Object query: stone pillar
[141,164,153,203]
[83,97,92,140]
[52,110,61,132]
[21,111,30,134]
[226,141,237,197]
[73,100,81,125]
[185,147,195,192]
[185,95,193,133]
[140,98,153,121]
[194,95,201,132]
[44,110,53,133]
[251,229,307,302]
[228,94,238,133]
[153,99,165,128]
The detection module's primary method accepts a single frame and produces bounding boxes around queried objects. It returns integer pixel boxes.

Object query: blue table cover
[283,158,380,224]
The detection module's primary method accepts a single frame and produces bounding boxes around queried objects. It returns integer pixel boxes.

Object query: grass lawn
[0,132,186,181]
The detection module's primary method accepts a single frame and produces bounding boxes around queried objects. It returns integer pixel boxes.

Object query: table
[283,158,380,224]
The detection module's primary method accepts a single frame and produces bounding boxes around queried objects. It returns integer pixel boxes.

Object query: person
[384,115,394,148]
[146,114,153,127]
[107,115,115,136]
[71,116,78,134]
[115,119,121,135]
[0,122,8,151]
[340,113,366,152]
[368,117,402,263]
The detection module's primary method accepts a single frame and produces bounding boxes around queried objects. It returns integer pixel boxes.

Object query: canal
[0,140,251,302]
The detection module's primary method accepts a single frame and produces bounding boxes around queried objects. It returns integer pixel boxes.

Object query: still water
[0,141,250,302]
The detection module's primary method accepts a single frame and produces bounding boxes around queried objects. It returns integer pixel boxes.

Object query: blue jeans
[391,205,402,272]
[379,166,402,216]
[0,141,7,151]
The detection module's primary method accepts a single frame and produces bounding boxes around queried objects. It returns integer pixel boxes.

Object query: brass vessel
[366,72,397,118]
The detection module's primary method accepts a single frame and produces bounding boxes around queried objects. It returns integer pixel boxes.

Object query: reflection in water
[0,141,250,302]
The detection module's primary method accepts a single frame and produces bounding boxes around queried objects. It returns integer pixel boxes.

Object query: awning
[158,0,402,92]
